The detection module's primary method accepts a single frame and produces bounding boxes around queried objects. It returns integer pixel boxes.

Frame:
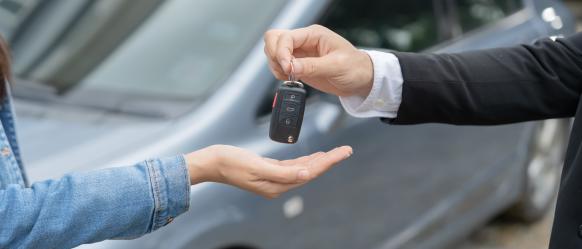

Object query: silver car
[0,0,576,248]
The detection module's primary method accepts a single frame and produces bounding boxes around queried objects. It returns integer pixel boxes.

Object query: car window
[76,0,285,100]
[455,0,523,33]
[0,0,42,40]
[6,0,287,116]
[319,0,446,52]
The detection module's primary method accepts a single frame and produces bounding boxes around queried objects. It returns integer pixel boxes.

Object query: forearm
[389,33,582,125]
[0,155,189,249]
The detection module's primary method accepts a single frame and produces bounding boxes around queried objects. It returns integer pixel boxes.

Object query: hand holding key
[264,25,374,98]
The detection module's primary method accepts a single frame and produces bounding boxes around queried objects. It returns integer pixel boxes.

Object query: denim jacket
[0,86,191,248]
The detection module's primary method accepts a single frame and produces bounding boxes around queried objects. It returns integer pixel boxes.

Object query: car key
[270,61,306,144]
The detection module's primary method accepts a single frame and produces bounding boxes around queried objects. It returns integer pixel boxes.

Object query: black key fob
[269,81,306,144]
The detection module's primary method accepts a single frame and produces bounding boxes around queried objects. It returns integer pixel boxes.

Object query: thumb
[293,56,337,79]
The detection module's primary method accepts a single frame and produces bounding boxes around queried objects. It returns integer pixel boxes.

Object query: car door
[438,0,553,52]
[263,1,541,249]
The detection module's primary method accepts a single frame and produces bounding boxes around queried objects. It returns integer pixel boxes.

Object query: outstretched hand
[185,145,353,198]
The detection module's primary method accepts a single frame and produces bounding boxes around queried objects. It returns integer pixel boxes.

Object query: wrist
[355,50,374,97]
[184,146,220,185]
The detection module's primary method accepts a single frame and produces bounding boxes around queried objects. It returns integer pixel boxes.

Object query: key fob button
[281,102,298,115]
[280,117,297,127]
[284,93,302,102]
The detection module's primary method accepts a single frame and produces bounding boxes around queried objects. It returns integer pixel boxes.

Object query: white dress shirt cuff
[339,50,403,118]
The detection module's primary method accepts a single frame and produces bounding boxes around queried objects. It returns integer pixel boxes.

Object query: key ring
[283,58,304,88]
[288,58,296,82]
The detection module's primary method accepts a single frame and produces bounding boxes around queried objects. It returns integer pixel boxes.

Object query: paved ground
[454,205,555,249]
[570,1,582,32]
[455,2,581,248]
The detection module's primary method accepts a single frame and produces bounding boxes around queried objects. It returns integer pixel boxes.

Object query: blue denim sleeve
[0,155,190,249]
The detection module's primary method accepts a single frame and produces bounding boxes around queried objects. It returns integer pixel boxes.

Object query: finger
[253,160,310,184]
[262,158,280,164]
[264,29,284,62]
[268,65,287,80]
[293,55,337,80]
[266,41,314,80]
[262,152,324,167]
[305,146,353,179]
[254,147,349,197]
[276,26,322,74]
[267,51,306,81]
[267,59,287,80]
[278,151,325,166]
[291,48,317,59]
[276,32,299,74]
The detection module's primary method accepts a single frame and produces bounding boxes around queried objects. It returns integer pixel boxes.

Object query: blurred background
[0,0,580,249]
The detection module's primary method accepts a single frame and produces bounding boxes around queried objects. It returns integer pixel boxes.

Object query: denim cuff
[145,155,191,231]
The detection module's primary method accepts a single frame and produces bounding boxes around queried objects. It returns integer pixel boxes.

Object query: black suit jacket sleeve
[386,33,582,125]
